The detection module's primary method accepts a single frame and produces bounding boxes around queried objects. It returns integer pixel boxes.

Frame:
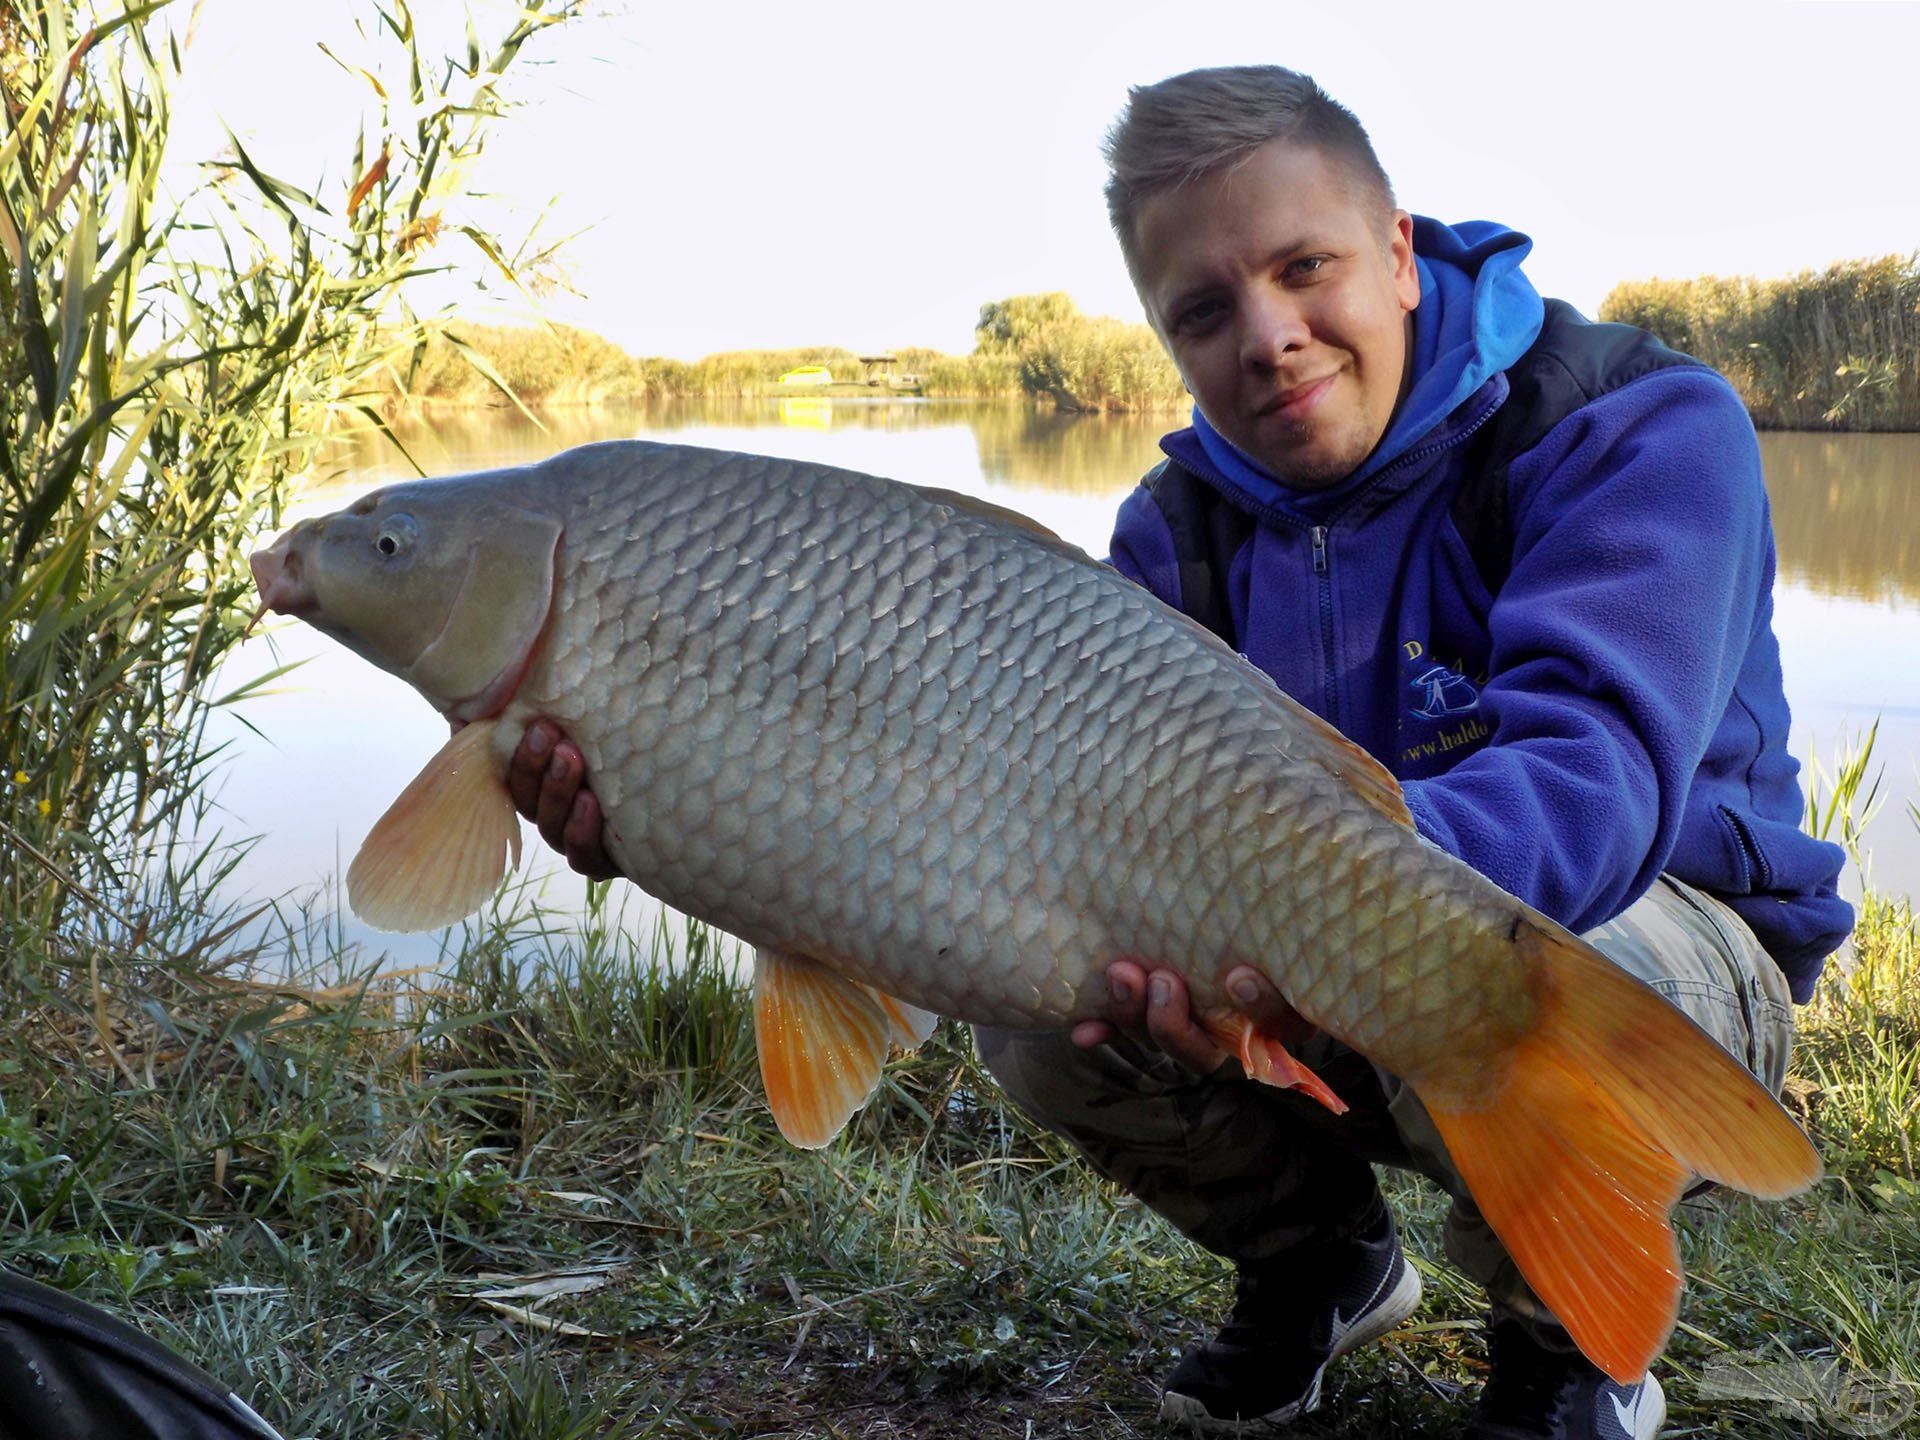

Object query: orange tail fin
[1421,918,1820,1384]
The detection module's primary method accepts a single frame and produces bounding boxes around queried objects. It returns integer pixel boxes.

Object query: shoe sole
[1158,1260,1424,1433]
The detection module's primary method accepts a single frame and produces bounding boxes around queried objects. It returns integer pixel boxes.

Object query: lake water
[207,400,1920,969]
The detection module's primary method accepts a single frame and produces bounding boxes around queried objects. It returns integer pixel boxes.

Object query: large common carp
[250,439,1818,1383]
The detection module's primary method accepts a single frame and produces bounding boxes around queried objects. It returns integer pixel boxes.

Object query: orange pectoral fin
[752,948,893,1149]
[1203,1013,1348,1115]
[347,719,520,932]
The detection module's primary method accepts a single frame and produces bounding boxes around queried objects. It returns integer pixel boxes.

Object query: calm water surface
[208,401,1920,967]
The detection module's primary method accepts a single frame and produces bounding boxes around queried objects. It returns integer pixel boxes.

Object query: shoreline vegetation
[1601,255,1920,432]
[400,291,1190,415]
[7,5,1920,1436]
[397,253,1920,431]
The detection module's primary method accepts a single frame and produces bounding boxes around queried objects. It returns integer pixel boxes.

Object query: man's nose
[1240,289,1309,369]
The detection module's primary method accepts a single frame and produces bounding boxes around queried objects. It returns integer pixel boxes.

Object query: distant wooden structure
[858,354,897,384]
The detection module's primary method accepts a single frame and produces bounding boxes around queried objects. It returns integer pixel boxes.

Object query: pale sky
[173,0,1918,361]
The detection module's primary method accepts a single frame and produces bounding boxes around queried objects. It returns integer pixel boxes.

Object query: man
[510,66,1850,1440]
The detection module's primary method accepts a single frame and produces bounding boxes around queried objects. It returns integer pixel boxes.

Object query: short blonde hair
[1103,66,1396,282]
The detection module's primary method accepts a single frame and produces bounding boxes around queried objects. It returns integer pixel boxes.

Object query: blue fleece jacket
[1110,217,1852,1000]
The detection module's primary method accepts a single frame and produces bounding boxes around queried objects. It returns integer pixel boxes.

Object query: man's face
[1133,139,1421,490]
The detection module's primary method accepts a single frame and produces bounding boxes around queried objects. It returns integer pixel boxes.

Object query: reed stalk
[0,0,580,941]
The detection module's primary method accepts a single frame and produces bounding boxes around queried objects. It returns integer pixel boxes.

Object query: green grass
[4,849,1917,1439]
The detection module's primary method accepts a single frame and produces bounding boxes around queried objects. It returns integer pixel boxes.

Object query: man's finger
[507,720,558,820]
[535,741,585,854]
[563,790,619,881]
[1071,1019,1117,1050]
[1102,959,1152,1046]
[1222,964,1314,1047]
[1142,969,1233,1075]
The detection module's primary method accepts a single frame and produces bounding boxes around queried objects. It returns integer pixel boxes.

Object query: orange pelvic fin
[865,984,939,1051]
[347,719,520,932]
[1204,1013,1349,1114]
[752,948,896,1149]
[1421,917,1822,1384]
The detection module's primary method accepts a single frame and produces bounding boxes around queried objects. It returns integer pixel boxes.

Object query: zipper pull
[1311,525,1329,574]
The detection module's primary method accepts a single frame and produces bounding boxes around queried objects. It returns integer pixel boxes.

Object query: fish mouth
[249,527,320,619]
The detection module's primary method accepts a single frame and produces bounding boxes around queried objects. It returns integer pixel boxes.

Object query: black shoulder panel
[1142,458,1257,644]
[1452,299,1707,593]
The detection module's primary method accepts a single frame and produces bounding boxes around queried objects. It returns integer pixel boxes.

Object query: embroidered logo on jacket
[1411,664,1480,719]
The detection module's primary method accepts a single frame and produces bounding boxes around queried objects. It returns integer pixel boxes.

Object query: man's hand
[506,719,619,881]
[1071,962,1305,1076]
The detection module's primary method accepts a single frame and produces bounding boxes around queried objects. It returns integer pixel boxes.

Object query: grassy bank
[403,293,1186,414]
[3,833,1916,1437]
[1601,254,1920,431]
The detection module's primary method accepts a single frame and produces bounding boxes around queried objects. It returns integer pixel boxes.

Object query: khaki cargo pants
[974,876,1796,1325]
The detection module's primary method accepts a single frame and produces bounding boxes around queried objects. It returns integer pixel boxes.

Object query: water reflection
[334,404,1920,609]
[1760,433,1920,604]
[331,398,1172,503]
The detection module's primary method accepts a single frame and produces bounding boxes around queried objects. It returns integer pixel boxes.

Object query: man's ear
[1389,211,1420,311]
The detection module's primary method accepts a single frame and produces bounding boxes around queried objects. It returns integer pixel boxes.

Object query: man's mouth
[1258,374,1337,421]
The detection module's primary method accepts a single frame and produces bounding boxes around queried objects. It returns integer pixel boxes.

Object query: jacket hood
[1183,216,1546,518]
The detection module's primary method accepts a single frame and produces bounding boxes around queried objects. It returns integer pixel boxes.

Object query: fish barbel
[250,439,1818,1382]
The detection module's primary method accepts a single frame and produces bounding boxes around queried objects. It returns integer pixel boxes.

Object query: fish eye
[374,513,419,558]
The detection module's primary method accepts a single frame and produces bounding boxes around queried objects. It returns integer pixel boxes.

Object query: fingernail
[526,726,553,757]
[548,753,569,780]
[1108,975,1133,1004]
[1149,975,1171,1006]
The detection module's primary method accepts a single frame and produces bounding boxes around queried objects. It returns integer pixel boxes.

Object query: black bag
[0,1267,284,1439]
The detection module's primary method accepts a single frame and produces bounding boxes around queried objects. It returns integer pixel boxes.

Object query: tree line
[407,257,1920,431]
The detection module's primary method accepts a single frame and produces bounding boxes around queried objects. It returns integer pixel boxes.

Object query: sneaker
[1465,1311,1667,1439]
[1158,1206,1422,1431]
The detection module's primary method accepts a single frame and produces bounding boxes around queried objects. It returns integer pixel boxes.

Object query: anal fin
[347,720,521,932]
[753,949,894,1149]
[1203,1013,1348,1114]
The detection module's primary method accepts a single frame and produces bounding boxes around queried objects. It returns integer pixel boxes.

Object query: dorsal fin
[911,485,1092,559]
[1268,687,1415,829]
[920,480,1409,828]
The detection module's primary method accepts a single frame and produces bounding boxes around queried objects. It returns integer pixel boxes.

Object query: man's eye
[1289,256,1328,279]
[1176,300,1223,333]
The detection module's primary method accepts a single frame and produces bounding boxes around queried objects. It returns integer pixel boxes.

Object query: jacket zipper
[1178,383,1510,738]
[1310,525,1337,726]
[1298,393,1509,735]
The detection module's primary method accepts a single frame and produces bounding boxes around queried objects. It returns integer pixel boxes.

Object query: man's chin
[1251,446,1361,493]
[1234,420,1367,492]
